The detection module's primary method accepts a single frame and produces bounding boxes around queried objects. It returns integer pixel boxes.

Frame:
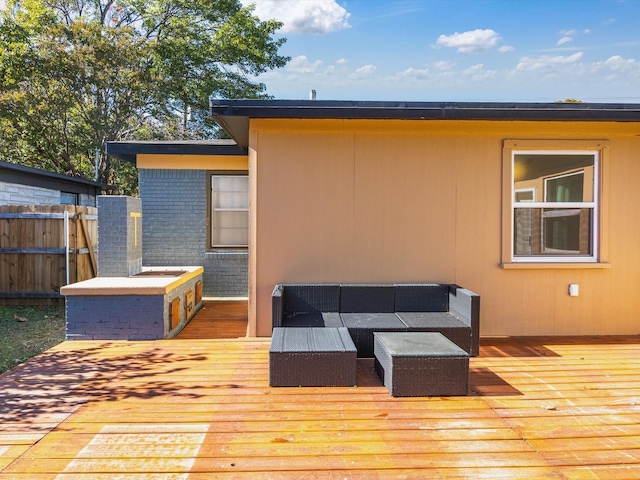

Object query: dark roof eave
[0,160,111,192]
[105,140,248,164]
[210,99,640,148]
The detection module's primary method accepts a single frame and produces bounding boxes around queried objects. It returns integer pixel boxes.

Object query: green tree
[0,0,287,194]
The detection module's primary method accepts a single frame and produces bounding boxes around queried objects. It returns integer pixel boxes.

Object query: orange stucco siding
[248,118,640,338]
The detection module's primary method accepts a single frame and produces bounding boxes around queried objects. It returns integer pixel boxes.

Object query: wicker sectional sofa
[271,283,480,358]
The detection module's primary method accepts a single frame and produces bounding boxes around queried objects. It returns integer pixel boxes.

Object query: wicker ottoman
[373,332,469,397]
[269,327,357,387]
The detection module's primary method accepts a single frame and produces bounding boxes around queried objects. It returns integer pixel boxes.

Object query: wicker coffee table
[373,332,469,397]
[269,327,357,387]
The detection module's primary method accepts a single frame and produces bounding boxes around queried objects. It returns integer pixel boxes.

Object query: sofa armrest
[449,286,480,356]
[272,284,285,330]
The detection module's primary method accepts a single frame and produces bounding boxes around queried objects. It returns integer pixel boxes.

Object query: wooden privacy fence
[0,205,97,305]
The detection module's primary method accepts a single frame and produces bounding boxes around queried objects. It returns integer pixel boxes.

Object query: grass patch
[0,305,66,374]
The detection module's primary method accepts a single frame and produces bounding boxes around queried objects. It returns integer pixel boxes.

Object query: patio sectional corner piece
[269,283,480,396]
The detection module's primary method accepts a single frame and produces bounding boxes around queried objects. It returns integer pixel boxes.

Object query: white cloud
[594,55,640,81]
[242,0,351,35]
[603,55,638,71]
[397,67,431,80]
[436,29,502,53]
[462,64,497,80]
[557,36,573,46]
[516,52,584,72]
[287,55,324,74]
[351,64,377,79]
[434,61,456,71]
[498,45,515,53]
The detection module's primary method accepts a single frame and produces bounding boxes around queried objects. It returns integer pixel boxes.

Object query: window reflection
[514,154,594,203]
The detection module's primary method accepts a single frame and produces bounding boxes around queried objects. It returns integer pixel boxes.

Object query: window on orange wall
[511,150,599,262]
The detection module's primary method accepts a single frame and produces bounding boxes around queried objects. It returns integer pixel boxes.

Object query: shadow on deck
[177,300,248,339]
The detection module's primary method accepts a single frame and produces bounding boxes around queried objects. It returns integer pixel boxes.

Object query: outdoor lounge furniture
[269,327,357,387]
[271,283,480,357]
[373,332,469,397]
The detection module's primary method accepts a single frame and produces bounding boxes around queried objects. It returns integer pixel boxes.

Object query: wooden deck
[176,300,249,339]
[2,301,640,478]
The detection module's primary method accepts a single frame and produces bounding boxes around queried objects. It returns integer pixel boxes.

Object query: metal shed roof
[0,160,110,194]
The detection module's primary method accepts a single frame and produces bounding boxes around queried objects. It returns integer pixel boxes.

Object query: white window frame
[210,173,249,249]
[511,149,599,263]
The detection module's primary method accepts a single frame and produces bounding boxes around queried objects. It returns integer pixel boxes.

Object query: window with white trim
[210,174,248,248]
[511,151,598,262]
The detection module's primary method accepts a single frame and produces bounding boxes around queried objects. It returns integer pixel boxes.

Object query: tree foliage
[0,0,287,193]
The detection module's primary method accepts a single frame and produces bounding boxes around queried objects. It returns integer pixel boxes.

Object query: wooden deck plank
[3,304,640,478]
[5,451,554,473]
[0,469,579,480]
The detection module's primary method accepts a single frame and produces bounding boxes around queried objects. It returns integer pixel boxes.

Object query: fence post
[64,210,70,286]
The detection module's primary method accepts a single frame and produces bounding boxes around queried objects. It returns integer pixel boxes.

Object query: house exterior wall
[138,155,249,298]
[0,181,61,205]
[0,180,97,206]
[248,118,640,337]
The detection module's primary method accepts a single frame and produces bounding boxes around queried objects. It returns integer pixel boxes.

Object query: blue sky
[242,0,640,103]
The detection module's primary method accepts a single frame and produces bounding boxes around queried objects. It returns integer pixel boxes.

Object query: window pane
[211,176,249,208]
[212,191,249,209]
[212,211,248,247]
[545,172,584,202]
[514,154,594,202]
[211,175,249,247]
[514,208,592,256]
[212,176,249,193]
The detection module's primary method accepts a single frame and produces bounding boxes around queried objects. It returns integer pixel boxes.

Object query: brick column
[97,196,143,277]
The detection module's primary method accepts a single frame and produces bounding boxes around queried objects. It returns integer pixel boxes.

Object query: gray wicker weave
[272,284,340,329]
[373,332,469,397]
[269,327,357,387]
[340,313,407,358]
[340,284,395,313]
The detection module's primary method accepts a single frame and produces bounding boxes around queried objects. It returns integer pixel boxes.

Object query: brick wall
[139,169,248,297]
[65,295,165,340]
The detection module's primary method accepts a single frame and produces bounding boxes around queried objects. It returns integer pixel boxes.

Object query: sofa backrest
[283,284,340,314]
[340,284,395,313]
[394,284,449,312]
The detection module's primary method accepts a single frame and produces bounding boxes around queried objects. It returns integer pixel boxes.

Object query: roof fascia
[210,100,640,148]
[105,141,248,164]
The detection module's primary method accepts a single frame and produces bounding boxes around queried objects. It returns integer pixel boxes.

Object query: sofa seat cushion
[282,312,345,328]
